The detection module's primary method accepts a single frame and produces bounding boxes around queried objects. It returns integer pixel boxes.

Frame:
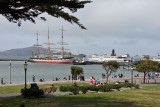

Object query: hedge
[59,83,139,95]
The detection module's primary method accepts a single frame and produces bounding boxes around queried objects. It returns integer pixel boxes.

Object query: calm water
[0,61,142,84]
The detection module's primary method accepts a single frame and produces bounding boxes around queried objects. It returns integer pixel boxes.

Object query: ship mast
[48,28,51,58]
[61,26,64,59]
[44,27,55,59]
[58,26,69,59]
[34,32,40,58]
[37,32,39,58]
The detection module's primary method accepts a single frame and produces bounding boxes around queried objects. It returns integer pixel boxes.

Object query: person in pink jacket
[90,79,93,85]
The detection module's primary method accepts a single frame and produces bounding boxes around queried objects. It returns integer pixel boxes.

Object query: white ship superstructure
[86,54,125,63]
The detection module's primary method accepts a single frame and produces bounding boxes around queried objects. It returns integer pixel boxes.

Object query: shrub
[122,83,139,89]
[105,85,112,92]
[111,84,122,91]
[99,85,107,92]
[79,86,88,94]
[88,85,99,92]
[59,86,70,92]
[133,84,140,89]
[59,86,79,95]
[21,88,44,98]
[69,86,79,95]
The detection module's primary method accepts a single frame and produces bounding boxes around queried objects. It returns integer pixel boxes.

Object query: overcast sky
[0,0,160,57]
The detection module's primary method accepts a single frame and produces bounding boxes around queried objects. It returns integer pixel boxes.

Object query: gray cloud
[0,0,160,56]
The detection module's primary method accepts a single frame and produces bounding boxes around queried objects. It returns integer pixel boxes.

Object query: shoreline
[1,77,160,87]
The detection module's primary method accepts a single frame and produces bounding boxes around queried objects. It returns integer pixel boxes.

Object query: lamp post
[24,61,28,89]
[131,66,134,84]
[9,60,12,84]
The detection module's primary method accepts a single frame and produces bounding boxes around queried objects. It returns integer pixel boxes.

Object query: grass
[0,84,160,107]
[0,83,87,94]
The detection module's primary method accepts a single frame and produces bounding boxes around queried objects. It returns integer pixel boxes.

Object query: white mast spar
[44,27,55,59]
[33,32,41,58]
[58,26,69,59]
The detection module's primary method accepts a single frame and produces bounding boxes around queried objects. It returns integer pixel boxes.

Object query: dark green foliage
[88,85,99,92]
[102,61,120,69]
[111,84,122,91]
[99,85,110,92]
[102,61,120,83]
[71,66,84,76]
[0,0,91,29]
[59,86,69,92]
[71,66,84,81]
[79,86,88,94]
[59,83,139,95]
[136,60,160,83]
[69,86,79,95]
[122,83,139,89]
[59,86,79,95]
[21,88,44,98]
[133,84,140,89]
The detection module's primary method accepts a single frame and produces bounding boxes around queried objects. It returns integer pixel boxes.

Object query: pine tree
[0,0,91,29]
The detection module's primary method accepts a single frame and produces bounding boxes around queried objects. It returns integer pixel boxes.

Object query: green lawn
[0,83,78,94]
[0,84,160,107]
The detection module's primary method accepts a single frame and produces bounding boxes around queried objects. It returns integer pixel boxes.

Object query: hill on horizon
[0,47,71,57]
[0,47,45,57]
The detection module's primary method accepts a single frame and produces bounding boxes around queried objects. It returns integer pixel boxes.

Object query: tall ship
[29,27,73,64]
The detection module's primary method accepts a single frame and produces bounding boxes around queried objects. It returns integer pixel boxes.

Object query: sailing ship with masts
[29,27,73,64]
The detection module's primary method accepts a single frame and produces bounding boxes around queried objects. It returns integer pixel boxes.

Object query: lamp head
[24,61,28,70]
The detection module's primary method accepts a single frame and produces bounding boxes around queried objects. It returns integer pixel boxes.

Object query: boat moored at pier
[29,27,73,64]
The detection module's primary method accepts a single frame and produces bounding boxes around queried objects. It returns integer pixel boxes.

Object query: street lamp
[24,61,28,89]
[130,66,134,84]
[9,60,12,84]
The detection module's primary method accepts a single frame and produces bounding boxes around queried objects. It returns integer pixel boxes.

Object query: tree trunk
[143,72,146,83]
[72,75,73,83]
[106,71,108,83]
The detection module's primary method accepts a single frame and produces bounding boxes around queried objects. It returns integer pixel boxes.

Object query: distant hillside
[0,47,45,56]
[0,47,72,57]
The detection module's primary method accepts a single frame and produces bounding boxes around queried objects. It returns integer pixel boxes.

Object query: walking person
[32,75,35,82]
[1,78,3,84]
[69,75,70,80]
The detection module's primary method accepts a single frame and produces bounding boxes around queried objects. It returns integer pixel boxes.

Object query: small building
[141,55,150,61]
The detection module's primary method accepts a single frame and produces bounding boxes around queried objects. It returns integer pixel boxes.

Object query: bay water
[0,61,142,84]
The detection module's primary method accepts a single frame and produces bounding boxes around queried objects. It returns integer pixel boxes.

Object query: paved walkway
[0,93,21,98]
